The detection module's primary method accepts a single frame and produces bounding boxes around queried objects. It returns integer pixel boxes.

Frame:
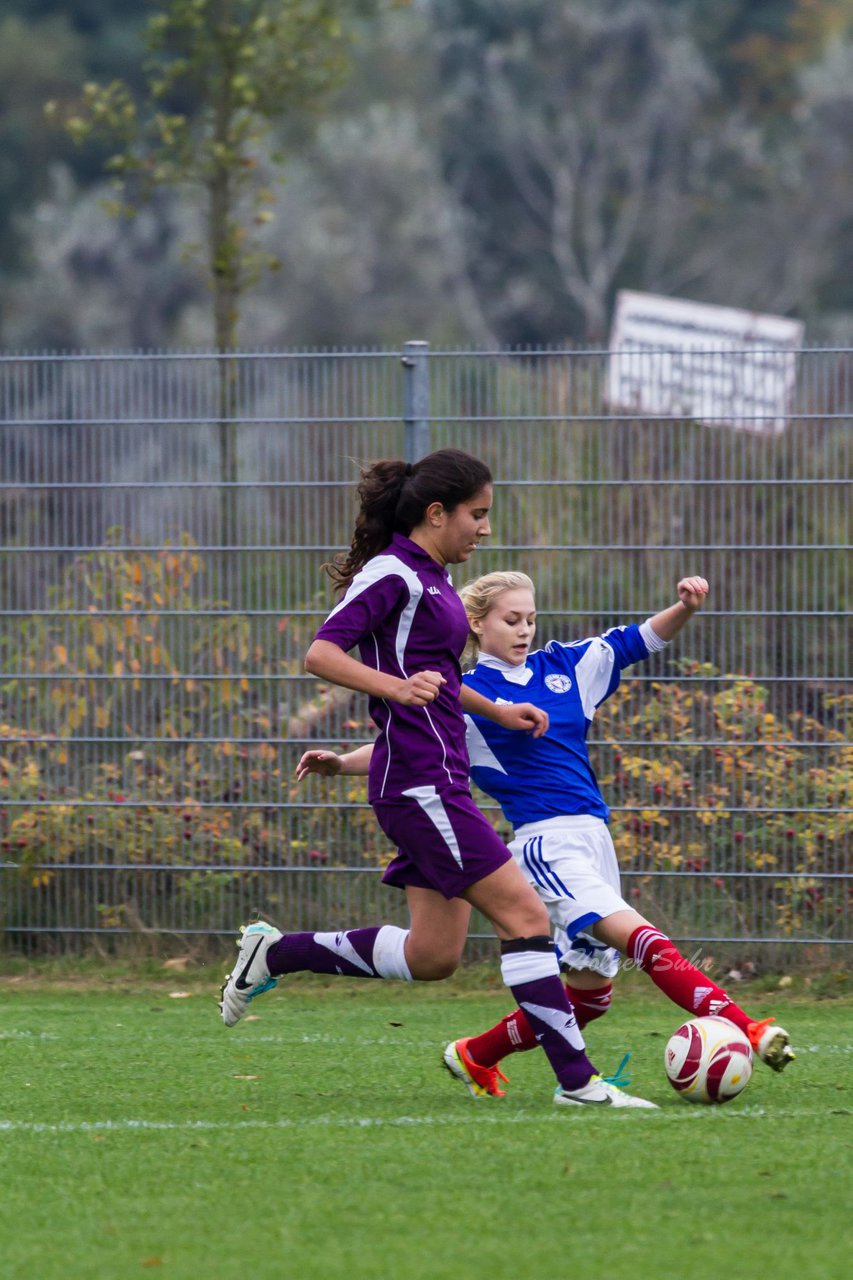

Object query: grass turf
[0,969,850,1280]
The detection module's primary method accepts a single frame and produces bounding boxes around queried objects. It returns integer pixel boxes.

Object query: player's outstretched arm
[647,576,709,643]
[460,683,549,737]
[295,743,374,781]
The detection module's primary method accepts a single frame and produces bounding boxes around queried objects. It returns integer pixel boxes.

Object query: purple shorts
[375,783,512,900]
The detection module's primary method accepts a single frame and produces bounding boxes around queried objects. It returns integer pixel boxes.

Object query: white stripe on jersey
[327,554,440,797]
[547,626,644,719]
[422,703,454,790]
[464,714,508,774]
[566,637,617,720]
[324,553,424,677]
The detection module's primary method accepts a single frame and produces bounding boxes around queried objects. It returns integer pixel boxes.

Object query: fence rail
[0,343,850,952]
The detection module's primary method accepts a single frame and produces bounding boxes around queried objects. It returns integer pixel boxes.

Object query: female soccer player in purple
[220,448,653,1108]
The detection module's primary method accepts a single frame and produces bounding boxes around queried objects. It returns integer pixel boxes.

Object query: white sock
[371,925,413,981]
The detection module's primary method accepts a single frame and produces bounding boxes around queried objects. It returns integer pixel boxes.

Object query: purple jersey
[313,533,472,802]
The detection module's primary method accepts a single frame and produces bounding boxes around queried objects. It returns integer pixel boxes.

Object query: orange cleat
[442,1037,509,1098]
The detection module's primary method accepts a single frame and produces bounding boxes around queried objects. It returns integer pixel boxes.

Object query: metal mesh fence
[0,344,849,952]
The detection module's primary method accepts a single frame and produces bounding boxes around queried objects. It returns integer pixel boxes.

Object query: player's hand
[295,749,343,781]
[396,670,446,706]
[495,701,549,738]
[677,576,709,611]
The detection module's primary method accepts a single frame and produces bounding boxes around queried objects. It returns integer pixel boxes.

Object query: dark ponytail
[324,448,492,590]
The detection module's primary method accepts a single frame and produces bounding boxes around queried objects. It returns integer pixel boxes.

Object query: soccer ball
[664,1016,753,1104]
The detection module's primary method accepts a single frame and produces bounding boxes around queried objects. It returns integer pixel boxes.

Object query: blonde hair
[459,571,536,669]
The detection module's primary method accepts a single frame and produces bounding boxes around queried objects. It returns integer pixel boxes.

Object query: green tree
[49,0,381,542]
[51,0,380,353]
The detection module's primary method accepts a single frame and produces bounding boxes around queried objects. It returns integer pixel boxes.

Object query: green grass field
[1,966,850,1280]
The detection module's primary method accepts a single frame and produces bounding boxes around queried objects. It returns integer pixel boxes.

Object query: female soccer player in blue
[297,568,794,1100]
[441,569,793,1096]
[220,449,653,1108]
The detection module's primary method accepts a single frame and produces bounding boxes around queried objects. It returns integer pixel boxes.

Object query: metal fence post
[402,339,430,462]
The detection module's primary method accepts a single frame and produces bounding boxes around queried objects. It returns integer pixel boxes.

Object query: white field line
[247,1036,853,1054]
[0,1030,60,1040]
[0,1104,846,1135]
[2,1028,851,1053]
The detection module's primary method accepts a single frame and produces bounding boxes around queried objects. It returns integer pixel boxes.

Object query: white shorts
[509,815,629,979]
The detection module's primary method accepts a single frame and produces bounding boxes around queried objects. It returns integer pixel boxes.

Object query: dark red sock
[563,981,612,1029]
[464,1010,539,1068]
[627,925,752,1034]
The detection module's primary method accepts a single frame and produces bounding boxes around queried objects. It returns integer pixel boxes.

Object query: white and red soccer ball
[664,1016,753,1104]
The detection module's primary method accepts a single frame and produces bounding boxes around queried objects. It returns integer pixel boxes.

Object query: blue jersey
[463,624,662,827]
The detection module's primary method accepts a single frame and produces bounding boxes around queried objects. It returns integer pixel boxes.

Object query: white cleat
[554,1075,659,1109]
[219,919,282,1027]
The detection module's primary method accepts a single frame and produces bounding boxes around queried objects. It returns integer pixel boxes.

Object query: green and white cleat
[554,1074,659,1109]
[747,1018,795,1072]
[219,919,282,1027]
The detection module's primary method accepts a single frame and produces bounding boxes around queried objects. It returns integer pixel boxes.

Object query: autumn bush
[1,535,849,943]
[592,660,851,940]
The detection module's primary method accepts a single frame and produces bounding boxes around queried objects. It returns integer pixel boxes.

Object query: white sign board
[607,291,804,434]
